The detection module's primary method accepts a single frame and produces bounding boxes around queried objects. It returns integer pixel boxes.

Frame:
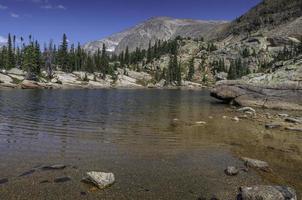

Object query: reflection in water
[0,89,301,199]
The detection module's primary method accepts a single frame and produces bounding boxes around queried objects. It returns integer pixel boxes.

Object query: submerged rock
[242,157,271,172]
[265,123,282,129]
[42,164,66,170]
[285,127,302,132]
[19,169,35,177]
[285,117,302,124]
[237,107,256,115]
[54,176,71,183]
[0,178,8,185]
[82,171,115,189]
[239,185,297,200]
[225,166,239,176]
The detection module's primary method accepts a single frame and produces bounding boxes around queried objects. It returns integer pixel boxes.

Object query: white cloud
[57,5,66,10]
[0,4,8,10]
[0,36,7,44]
[11,13,20,18]
[41,4,66,10]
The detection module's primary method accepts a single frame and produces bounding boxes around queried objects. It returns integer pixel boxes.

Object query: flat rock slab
[239,185,297,200]
[83,171,115,189]
[242,157,271,172]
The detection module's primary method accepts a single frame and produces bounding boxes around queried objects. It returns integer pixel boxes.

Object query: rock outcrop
[211,56,302,110]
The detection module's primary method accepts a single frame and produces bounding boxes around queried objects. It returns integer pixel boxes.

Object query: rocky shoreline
[211,56,302,111]
[0,68,204,90]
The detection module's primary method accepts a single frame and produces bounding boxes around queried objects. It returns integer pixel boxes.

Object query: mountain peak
[84,17,227,54]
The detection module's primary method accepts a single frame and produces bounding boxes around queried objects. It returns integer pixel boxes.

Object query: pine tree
[7,33,15,69]
[100,44,109,78]
[187,57,195,81]
[58,33,69,72]
[124,46,130,66]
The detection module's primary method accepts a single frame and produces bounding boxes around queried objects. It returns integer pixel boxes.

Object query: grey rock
[42,164,66,170]
[285,127,302,132]
[0,178,8,185]
[82,171,115,189]
[54,176,71,183]
[265,123,282,129]
[241,157,271,172]
[239,185,297,200]
[237,107,256,114]
[285,117,302,124]
[225,166,239,176]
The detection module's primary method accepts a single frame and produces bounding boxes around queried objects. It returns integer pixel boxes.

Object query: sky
[0,0,262,45]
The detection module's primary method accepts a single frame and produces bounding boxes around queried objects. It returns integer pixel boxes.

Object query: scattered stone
[285,127,302,132]
[239,185,297,200]
[222,116,227,119]
[233,117,240,122]
[40,180,50,184]
[265,123,282,129]
[19,169,35,177]
[195,121,207,125]
[278,113,289,118]
[242,157,271,172]
[0,178,8,185]
[285,117,302,124]
[237,107,256,115]
[42,164,66,170]
[82,172,115,189]
[54,176,71,183]
[80,191,87,196]
[225,166,239,176]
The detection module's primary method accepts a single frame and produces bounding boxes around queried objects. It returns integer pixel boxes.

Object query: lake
[0,89,301,199]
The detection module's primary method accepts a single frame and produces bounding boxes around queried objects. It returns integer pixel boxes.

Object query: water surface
[0,89,301,199]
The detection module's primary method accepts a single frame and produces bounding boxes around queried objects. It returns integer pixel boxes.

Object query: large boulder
[239,185,297,200]
[7,68,26,76]
[21,80,43,89]
[0,73,13,83]
[211,57,302,110]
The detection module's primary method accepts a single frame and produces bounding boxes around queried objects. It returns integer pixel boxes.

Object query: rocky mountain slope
[218,0,302,40]
[83,17,227,54]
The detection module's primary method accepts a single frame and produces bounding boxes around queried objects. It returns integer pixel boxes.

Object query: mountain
[83,17,228,54]
[218,0,302,39]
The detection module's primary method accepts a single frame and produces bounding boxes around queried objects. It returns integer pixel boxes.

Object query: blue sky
[0,0,262,45]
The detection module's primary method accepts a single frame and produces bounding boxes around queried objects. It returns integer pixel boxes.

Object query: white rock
[7,68,25,76]
[84,172,115,189]
[238,107,256,115]
[0,73,13,83]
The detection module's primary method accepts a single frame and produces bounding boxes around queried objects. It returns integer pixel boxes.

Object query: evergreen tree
[6,34,15,69]
[187,57,195,81]
[58,33,69,72]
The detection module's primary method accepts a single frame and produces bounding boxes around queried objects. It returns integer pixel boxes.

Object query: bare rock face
[211,57,302,110]
[239,185,297,200]
[84,17,227,54]
[21,80,44,89]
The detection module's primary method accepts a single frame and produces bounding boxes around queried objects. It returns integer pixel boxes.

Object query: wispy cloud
[41,4,66,10]
[0,4,8,10]
[0,36,7,44]
[10,13,20,18]
[57,5,66,10]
